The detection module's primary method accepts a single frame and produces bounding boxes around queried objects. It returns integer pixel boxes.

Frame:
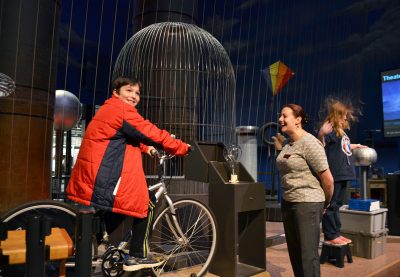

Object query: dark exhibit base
[185,141,267,277]
[387,173,400,235]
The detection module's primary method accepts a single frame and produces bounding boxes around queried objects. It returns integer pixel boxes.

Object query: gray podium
[185,141,266,277]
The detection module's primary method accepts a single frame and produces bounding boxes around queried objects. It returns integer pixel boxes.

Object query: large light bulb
[223,144,242,183]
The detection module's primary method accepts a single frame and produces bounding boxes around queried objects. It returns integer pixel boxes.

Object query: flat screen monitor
[381,69,400,137]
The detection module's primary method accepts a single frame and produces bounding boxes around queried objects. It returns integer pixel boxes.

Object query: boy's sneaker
[123,254,165,271]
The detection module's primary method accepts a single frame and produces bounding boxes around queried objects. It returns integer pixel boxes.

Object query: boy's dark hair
[112,77,142,92]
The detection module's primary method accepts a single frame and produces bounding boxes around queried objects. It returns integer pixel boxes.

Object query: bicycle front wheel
[151,198,217,277]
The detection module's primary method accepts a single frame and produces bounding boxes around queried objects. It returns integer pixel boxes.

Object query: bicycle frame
[149,179,187,243]
[148,155,189,245]
[112,153,188,252]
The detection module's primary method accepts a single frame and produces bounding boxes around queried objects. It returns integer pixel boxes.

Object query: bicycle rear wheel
[151,198,217,277]
[1,199,77,236]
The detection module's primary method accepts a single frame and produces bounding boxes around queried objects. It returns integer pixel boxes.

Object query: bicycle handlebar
[150,144,193,161]
[150,149,175,160]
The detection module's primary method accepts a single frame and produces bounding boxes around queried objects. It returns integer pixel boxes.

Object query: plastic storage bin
[341,229,388,259]
[340,205,387,233]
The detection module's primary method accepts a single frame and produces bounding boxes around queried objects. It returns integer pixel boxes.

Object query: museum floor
[264,221,400,277]
[103,221,400,277]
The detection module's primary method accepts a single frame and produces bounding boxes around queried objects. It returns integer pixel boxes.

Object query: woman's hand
[271,132,285,150]
[318,168,334,207]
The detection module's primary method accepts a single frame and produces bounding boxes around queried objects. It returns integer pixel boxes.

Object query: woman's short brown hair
[282,103,309,127]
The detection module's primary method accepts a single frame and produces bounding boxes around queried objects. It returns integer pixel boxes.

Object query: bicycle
[100,149,217,277]
[1,150,217,277]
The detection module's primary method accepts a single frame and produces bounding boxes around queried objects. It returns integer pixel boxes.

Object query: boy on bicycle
[66,76,190,271]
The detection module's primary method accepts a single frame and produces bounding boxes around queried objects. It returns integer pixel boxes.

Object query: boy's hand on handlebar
[147,146,158,157]
[186,144,193,155]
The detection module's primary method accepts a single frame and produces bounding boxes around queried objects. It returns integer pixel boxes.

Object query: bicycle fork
[153,184,189,245]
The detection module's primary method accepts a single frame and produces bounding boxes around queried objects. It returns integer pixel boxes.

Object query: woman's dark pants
[282,200,324,277]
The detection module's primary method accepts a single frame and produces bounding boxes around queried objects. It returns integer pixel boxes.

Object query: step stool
[320,242,353,268]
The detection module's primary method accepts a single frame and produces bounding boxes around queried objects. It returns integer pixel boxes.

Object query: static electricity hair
[322,98,358,137]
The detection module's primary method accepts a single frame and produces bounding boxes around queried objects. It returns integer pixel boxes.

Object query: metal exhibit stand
[185,141,266,277]
[340,147,388,259]
[360,165,369,200]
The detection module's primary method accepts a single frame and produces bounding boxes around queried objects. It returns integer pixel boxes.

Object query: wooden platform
[0,227,73,276]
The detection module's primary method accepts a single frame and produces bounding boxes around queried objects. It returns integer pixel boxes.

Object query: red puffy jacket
[66,95,188,218]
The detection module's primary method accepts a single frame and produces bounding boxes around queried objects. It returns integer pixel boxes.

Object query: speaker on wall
[387,173,400,235]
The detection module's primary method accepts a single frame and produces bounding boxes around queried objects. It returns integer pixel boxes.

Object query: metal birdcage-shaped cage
[113,22,236,144]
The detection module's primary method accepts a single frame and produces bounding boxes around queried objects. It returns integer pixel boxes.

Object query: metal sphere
[0,72,16,97]
[54,90,82,131]
[352,147,377,166]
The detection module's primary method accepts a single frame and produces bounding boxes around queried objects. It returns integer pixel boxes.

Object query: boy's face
[113,84,140,108]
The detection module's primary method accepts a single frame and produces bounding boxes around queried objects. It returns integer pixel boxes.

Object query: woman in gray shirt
[276,103,334,277]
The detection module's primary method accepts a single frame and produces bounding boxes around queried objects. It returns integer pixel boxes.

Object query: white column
[236,126,259,181]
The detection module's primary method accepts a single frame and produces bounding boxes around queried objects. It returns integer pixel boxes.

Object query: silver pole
[360,166,368,200]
